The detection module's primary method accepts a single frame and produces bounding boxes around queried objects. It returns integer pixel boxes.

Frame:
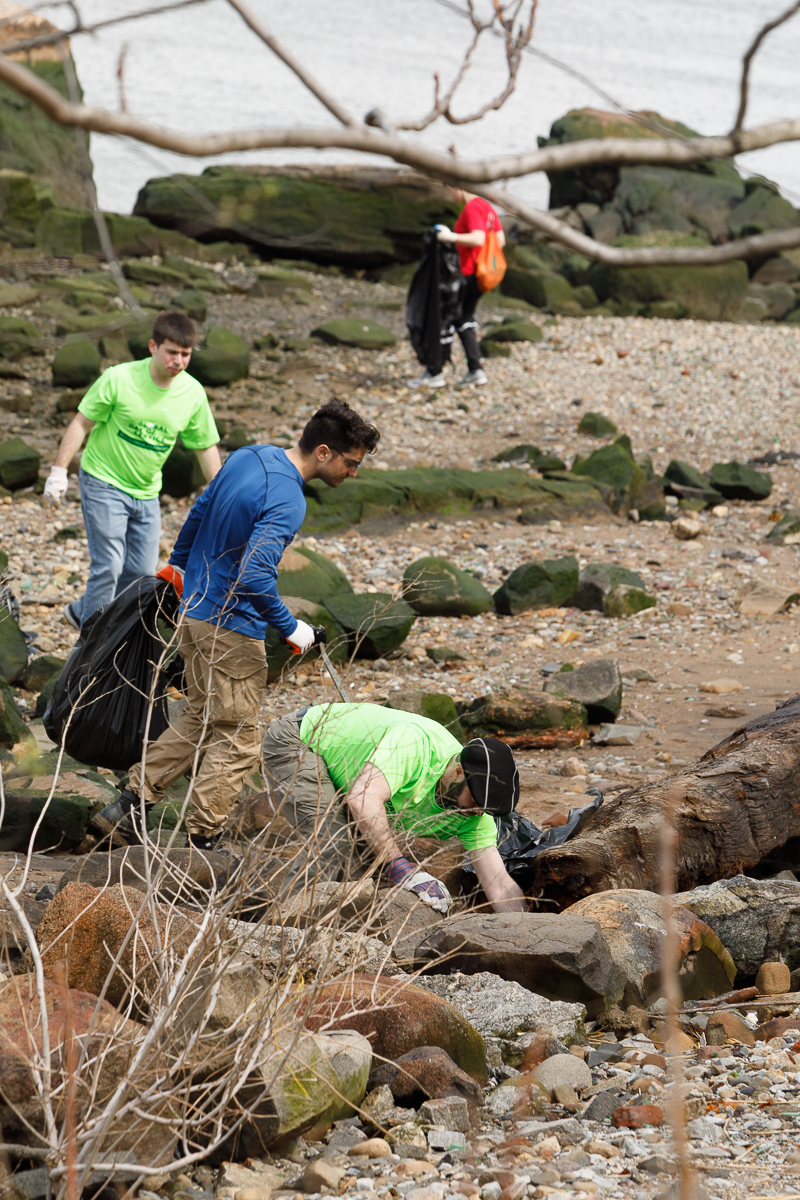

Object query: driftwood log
[530,695,800,908]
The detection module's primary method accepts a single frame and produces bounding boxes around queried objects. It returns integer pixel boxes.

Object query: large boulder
[0,974,174,1164]
[564,890,735,1008]
[171,286,208,322]
[403,556,493,617]
[493,555,579,614]
[459,686,587,747]
[573,564,646,612]
[0,436,39,490]
[0,606,28,682]
[188,326,250,387]
[587,233,748,322]
[35,882,196,1014]
[543,659,623,723]
[708,461,772,501]
[675,874,800,983]
[277,545,353,604]
[161,434,206,497]
[302,973,487,1083]
[412,971,587,1066]
[385,690,465,741]
[264,595,347,681]
[312,319,396,349]
[324,591,416,658]
[134,165,461,268]
[729,183,800,240]
[501,268,577,313]
[0,316,44,360]
[215,1028,372,1157]
[55,845,231,906]
[36,208,161,258]
[571,437,656,513]
[414,912,622,1017]
[52,339,101,388]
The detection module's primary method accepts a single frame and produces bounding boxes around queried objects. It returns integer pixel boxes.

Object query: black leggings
[456,274,482,372]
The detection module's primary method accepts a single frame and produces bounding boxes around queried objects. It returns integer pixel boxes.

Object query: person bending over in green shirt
[43,310,222,629]
[261,702,527,914]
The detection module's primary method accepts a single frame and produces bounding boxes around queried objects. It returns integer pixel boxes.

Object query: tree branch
[732,0,800,133]
[0,0,211,56]
[224,0,360,128]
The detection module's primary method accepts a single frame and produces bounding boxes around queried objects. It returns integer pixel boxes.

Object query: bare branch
[224,0,360,128]
[0,0,211,56]
[732,0,800,133]
[483,183,800,264]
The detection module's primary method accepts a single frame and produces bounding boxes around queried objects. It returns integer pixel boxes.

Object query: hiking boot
[63,601,80,630]
[92,789,150,846]
[457,368,488,388]
[407,369,446,389]
[187,830,230,858]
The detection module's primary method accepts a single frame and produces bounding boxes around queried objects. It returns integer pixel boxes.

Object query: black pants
[456,274,482,372]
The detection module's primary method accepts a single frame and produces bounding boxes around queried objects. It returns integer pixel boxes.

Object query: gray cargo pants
[261,710,359,890]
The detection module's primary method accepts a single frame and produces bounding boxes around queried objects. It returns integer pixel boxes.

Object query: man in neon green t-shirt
[261,702,527,914]
[44,311,221,628]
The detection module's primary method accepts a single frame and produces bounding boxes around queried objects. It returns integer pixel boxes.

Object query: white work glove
[404,870,452,914]
[43,465,68,507]
[286,619,315,653]
[435,225,458,243]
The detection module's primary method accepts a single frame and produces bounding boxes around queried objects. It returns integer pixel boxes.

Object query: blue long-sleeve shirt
[170,445,305,639]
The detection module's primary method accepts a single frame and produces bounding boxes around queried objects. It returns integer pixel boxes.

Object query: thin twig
[0,0,210,56]
[732,0,800,133]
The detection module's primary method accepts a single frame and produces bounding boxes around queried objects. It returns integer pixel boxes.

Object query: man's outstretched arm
[469,846,526,912]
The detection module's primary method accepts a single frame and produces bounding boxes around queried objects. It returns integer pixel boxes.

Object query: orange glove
[156,564,185,598]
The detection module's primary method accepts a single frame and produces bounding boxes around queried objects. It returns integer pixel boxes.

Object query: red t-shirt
[453,197,500,275]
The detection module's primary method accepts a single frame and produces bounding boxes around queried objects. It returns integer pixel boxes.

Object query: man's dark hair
[298,400,380,456]
[152,311,196,348]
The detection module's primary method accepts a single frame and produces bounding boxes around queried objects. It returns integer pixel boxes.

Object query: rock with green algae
[459,686,588,744]
[52,340,101,388]
[36,208,160,258]
[160,435,207,498]
[480,318,543,344]
[578,411,617,438]
[21,655,65,693]
[312,319,396,349]
[324,592,416,659]
[187,325,250,387]
[0,680,30,746]
[493,556,579,615]
[709,461,772,501]
[277,545,353,605]
[385,691,465,743]
[603,584,657,619]
[403,556,493,617]
[0,436,39,490]
[264,596,347,682]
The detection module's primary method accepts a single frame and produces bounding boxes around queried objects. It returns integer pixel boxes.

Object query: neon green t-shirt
[78,359,218,500]
[299,703,498,852]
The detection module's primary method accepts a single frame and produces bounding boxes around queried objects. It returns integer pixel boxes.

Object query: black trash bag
[463,790,604,891]
[406,230,462,375]
[44,576,182,771]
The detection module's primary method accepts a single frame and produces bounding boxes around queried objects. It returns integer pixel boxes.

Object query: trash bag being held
[462,791,604,891]
[44,576,183,770]
[406,230,462,375]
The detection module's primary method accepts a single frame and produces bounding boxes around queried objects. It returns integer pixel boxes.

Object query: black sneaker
[188,831,228,856]
[63,601,80,630]
[92,789,150,845]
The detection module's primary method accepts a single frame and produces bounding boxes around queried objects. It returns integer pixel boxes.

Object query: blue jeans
[77,469,161,626]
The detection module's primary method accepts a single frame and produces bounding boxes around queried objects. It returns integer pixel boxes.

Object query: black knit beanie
[460,737,519,816]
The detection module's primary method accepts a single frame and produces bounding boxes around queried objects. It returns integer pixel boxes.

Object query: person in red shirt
[409,190,505,390]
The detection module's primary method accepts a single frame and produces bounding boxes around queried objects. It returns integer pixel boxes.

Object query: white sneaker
[407,369,446,389]
[457,368,488,388]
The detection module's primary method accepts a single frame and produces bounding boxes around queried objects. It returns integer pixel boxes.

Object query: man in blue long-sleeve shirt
[93,400,380,850]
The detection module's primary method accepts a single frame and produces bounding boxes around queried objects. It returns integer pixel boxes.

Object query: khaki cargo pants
[128,616,266,838]
[261,710,362,892]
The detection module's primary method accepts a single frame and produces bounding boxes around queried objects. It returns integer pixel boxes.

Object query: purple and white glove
[386,856,452,914]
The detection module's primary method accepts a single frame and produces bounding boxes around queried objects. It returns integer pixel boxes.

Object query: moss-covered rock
[251,267,315,303]
[52,340,101,388]
[460,686,587,742]
[481,319,543,344]
[587,233,748,321]
[385,690,465,742]
[36,208,160,258]
[571,438,649,511]
[494,556,579,615]
[99,334,133,363]
[264,596,347,682]
[501,268,576,312]
[324,592,416,658]
[663,459,722,506]
[577,411,617,438]
[0,608,27,684]
[312,319,396,350]
[574,564,646,612]
[21,654,65,692]
[729,184,800,240]
[277,545,353,605]
[709,461,772,501]
[603,585,657,618]
[187,325,250,387]
[403,556,493,617]
[480,340,511,358]
[0,681,30,746]
[0,436,39,489]
[160,435,206,498]
[171,288,207,322]
[133,165,461,267]
[0,316,44,361]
